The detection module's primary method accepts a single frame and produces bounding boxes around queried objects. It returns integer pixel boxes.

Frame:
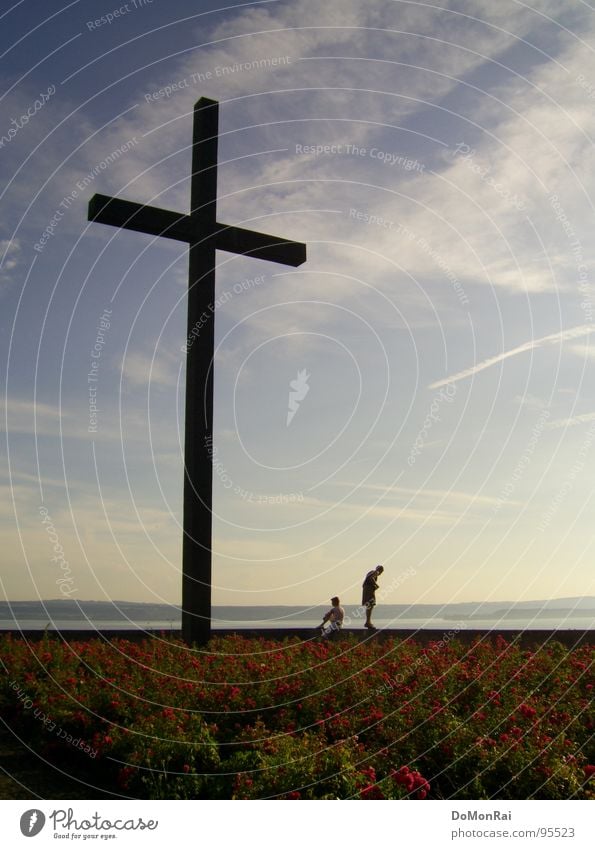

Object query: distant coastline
[0,597,593,630]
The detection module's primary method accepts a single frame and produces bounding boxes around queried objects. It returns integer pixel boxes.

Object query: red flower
[360,785,384,799]
[584,765,595,780]
[393,766,410,784]
[117,766,135,788]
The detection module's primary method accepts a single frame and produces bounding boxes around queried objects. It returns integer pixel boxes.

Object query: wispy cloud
[0,396,170,444]
[568,343,595,359]
[0,237,21,288]
[546,412,595,430]
[302,494,471,526]
[0,398,63,435]
[332,482,519,508]
[514,394,548,410]
[120,350,180,389]
[429,325,595,389]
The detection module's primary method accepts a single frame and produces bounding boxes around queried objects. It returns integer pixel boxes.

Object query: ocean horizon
[1,597,594,632]
[2,617,594,631]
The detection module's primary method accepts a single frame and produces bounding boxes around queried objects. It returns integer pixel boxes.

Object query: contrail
[429,325,595,389]
[546,411,595,429]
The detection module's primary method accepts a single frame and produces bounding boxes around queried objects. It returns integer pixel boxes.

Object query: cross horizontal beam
[215,222,306,267]
[88,193,191,242]
[88,193,306,267]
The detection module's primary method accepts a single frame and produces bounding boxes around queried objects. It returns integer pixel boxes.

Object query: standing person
[362,565,384,630]
[319,596,344,639]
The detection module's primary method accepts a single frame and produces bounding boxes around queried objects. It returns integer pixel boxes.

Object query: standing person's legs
[364,598,376,628]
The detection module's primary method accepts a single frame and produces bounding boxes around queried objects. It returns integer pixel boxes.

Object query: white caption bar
[0,800,593,847]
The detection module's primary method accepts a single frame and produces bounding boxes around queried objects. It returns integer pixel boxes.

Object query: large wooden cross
[88,97,306,645]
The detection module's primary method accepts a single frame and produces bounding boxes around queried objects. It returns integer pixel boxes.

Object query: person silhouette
[362,565,384,630]
[319,596,344,639]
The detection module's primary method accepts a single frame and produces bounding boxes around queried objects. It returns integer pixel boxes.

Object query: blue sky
[2,0,595,609]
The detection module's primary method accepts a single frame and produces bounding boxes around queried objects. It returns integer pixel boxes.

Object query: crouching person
[320,596,345,639]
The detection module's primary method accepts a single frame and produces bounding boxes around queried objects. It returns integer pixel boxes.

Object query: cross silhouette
[88,97,306,644]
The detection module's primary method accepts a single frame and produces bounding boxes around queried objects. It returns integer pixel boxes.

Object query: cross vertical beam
[183,98,218,646]
[87,96,306,646]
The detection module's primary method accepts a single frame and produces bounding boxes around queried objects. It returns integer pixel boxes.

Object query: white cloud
[514,393,548,410]
[120,349,180,389]
[568,342,595,359]
[0,397,64,435]
[45,0,582,292]
[0,238,21,287]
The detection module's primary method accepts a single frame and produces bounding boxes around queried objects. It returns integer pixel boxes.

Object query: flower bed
[0,633,592,799]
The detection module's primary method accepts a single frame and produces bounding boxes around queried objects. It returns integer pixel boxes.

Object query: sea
[1,618,594,632]
[0,600,594,632]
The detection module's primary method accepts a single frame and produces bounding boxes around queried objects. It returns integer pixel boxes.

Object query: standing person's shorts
[362,590,376,609]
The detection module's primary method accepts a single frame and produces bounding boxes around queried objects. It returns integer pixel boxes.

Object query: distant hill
[1,597,594,623]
